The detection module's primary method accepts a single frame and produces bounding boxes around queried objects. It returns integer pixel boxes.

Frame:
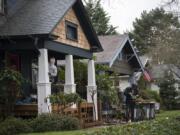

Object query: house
[149,64,180,93]
[0,0,103,121]
[118,56,150,92]
[95,34,144,92]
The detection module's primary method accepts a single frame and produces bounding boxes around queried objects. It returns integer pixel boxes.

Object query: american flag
[143,69,152,82]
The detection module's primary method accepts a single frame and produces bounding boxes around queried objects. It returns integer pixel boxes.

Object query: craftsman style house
[95,34,144,92]
[0,0,103,120]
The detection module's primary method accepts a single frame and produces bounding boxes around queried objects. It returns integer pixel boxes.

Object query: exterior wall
[111,59,133,75]
[111,76,131,92]
[53,8,91,50]
[20,52,33,96]
[0,51,33,95]
[150,83,160,94]
[119,78,131,92]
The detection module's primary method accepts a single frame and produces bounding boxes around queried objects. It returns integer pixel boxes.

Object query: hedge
[0,114,80,135]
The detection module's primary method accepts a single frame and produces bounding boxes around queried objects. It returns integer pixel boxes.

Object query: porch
[0,38,100,123]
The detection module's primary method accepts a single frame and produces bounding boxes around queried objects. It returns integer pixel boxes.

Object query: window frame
[0,0,5,15]
[118,52,123,61]
[65,20,78,42]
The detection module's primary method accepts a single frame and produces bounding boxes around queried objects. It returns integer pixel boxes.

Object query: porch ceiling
[0,38,93,59]
[44,41,93,59]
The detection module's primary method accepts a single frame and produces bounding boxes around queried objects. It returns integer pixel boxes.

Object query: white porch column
[37,49,51,114]
[64,55,76,94]
[87,59,98,121]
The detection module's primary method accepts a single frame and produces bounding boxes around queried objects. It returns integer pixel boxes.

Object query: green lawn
[22,128,99,135]
[23,131,85,135]
[22,127,100,135]
[23,110,180,135]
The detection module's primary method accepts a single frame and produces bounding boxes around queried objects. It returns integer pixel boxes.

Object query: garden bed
[22,110,180,135]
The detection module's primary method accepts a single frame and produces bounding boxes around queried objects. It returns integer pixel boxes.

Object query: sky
[101,0,163,33]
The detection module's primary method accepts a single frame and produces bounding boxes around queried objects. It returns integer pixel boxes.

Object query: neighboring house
[149,64,180,93]
[0,0,103,120]
[118,56,150,92]
[95,34,144,92]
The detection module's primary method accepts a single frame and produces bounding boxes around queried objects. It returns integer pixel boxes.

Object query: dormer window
[65,21,78,41]
[0,0,5,14]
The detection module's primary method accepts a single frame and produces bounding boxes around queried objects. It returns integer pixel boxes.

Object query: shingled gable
[0,0,102,52]
[95,34,144,70]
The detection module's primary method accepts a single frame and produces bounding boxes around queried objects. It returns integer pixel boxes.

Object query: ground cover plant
[84,111,180,135]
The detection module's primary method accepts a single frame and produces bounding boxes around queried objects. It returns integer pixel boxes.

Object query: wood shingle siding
[53,8,91,50]
[111,59,133,74]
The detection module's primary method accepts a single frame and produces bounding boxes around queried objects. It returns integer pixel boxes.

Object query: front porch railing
[14,102,102,128]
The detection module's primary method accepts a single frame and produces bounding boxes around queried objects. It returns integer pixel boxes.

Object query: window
[65,21,78,41]
[118,53,123,60]
[0,0,5,14]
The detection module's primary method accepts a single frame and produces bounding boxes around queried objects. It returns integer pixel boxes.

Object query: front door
[6,52,20,71]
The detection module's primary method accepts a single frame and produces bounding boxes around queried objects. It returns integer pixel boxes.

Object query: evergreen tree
[129,8,180,55]
[84,0,117,35]
[159,71,178,110]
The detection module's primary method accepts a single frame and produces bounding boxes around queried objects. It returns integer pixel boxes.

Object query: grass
[22,127,100,135]
[23,130,85,135]
[23,110,180,135]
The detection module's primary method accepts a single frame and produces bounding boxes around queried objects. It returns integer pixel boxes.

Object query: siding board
[53,8,91,50]
[111,59,133,75]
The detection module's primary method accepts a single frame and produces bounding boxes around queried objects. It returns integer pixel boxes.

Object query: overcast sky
[101,0,163,33]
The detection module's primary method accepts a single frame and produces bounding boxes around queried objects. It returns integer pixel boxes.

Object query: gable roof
[0,0,76,36]
[95,34,128,65]
[0,0,103,52]
[95,34,144,71]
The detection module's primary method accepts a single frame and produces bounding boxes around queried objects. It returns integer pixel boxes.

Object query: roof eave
[0,33,55,40]
[127,36,145,73]
[95,61,110,66]
[75,0,103,53]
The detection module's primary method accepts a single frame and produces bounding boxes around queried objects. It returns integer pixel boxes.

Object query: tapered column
[64,55,76,94]
[37,49,51,114]
[87,59,98,120]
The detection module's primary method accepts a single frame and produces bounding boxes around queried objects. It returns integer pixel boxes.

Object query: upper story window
[118,51,129,61]
[118,52,123,61]
[65,21,78,41]
[0,0,5,14]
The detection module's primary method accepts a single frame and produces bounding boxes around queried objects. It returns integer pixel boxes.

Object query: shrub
[0,114,80,134]
[139,89,160,102]
[159,71,178,110]
[49,93,83,114]
[0,117,32,135]
[29,114,80,132]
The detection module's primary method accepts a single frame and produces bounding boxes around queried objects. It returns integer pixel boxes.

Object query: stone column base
[37,82,51,114]
[64,84,76,94]
[64,84,76,108]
